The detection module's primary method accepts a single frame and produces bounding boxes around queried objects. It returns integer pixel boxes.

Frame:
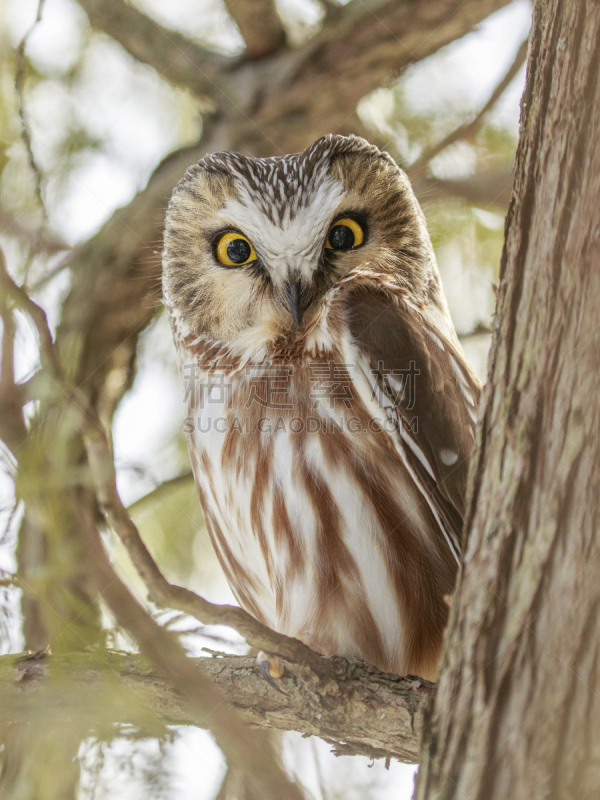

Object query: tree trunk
[416,1,600,798]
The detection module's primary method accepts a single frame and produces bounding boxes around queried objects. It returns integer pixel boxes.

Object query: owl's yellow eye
[215,231,257,266]
[325,217,365,251]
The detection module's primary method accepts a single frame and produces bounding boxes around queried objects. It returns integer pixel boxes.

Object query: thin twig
[0,250,28,453]
[409,36,529,176]
[0,250,60,377]
[14,0,49,274]
[0,209,69,256]
[126,470,194,514]
[26,255,71,293]
[83,424,331,674]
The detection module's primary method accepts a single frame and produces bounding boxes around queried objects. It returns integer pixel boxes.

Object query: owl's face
[163,135,432,349]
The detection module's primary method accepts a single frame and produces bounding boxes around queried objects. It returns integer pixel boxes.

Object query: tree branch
[409,36,529,176]
[223,0,286,58]
[0,209,69,255]
[14,0,48,231]
[235,0,514,154]
[0,249,61,378]
[126,470,194,514]
[420,167,514,208]
[75,0,232,104]
[83,424,333,676]
[0,252,28,455]
[0,649,432,763]
[76,0,513,154]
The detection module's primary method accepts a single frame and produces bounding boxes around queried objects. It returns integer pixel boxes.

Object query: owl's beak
[285,278,303,326]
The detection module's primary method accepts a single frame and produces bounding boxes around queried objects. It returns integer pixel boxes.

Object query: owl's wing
[343,283,481,561]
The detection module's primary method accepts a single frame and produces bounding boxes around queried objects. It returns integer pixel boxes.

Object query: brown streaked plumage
[163,135,481,680]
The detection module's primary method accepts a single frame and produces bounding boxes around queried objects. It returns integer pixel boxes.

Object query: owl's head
[163,135,436,349]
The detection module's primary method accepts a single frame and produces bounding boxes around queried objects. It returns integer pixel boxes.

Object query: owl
[163,135,481,681]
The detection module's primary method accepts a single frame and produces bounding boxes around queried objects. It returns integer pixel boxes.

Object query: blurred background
[0,0,531,797]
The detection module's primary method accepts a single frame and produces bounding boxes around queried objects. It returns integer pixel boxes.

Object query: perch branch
[0,649,432,763]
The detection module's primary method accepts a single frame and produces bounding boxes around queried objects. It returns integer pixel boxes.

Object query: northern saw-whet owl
[163,135,481,681]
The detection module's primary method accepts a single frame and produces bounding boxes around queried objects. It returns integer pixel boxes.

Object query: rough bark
[0,650,432,763]
[416,2,600,798]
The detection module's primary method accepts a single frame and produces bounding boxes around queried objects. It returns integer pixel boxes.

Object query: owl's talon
[257,651,286,694]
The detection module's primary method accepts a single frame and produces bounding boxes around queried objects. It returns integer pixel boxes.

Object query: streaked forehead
[203,148,341,225]
[204,150,347,279]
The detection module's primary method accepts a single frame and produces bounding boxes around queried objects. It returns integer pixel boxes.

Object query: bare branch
[419,167,514,208]
[0,649,432,763]
[0,252,28,454]
[75,0,233,104]
[0,209,70,256]
[236,0,515,154]
[0,250,60,377]
[84,424,332,675]
[223,0,285,58]
[126,470,194,514]
[409,36,529,175]
[76,0,514,155]
[14,0,48,231]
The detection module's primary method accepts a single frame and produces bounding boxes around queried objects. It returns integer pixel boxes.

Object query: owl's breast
[183,347,451,678]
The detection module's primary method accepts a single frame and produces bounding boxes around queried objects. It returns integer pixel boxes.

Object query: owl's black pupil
[227,238,252,264]
[329,224,355,250]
